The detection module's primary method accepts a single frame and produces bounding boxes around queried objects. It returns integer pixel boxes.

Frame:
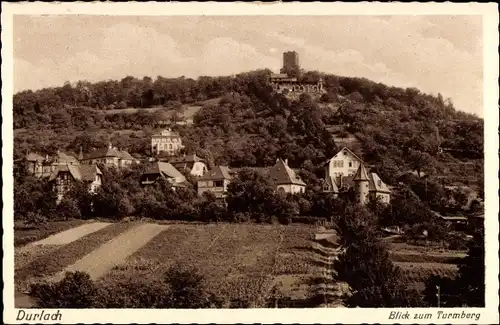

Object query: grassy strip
[15,221,140,289]
[14,219,88,247]
[390,252,463,264]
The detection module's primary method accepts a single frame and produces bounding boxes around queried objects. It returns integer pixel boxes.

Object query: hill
[13,70,483,195]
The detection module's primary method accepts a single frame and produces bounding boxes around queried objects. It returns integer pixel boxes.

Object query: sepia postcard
[2,2,499,324]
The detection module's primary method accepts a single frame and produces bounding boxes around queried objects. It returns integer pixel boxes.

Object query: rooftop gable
[199,166,232,181]
[269,159,306,186]
[353,163,370,181]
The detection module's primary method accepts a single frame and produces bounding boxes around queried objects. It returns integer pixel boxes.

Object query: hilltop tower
[280,51,301,78]
[353,163,370,205]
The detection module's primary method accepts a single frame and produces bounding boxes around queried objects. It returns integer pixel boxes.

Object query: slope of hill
[13,70,483,193]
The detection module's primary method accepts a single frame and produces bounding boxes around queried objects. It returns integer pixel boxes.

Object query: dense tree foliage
[333,206,424,307]
[13,70,483,186]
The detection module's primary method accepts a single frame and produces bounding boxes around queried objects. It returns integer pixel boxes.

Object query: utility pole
[436,285,441,308]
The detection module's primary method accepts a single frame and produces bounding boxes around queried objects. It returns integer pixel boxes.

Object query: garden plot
[31,222,111,246]
[15,222,139,292]
[50,223,167,282]
[15,221,111,270]
[100,223,317,306]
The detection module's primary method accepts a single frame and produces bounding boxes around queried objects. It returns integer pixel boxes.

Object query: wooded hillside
[13,69,483,191]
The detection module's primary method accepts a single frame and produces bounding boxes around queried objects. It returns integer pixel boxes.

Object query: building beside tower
[270,50,326,100]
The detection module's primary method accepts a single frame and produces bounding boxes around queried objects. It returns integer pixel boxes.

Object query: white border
[2,2,499,324]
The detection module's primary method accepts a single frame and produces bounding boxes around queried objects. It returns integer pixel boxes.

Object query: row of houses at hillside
[144,148,391,206]
[20,146,392,206]
[25,144,138,179]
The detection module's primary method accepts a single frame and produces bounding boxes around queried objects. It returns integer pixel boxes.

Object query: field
[99,223,322,306]
[14,219,89,247]
[15,221,139,292]
[15,221,346,308]
[389,240,462,291]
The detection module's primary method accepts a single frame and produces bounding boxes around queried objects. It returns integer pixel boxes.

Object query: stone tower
[353,163,370,205]
[280,51,300,77]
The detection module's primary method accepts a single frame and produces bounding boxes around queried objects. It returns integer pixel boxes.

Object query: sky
[13,15,483,116]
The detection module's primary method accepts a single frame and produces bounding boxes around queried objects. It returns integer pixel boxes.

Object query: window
[214,180,223,187]
[377,180,382,187]
[333,160,344,168]
[348,162,352,167]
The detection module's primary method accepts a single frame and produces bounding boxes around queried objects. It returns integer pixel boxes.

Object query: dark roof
[353,163,369,181]
[83,147,121,160]
[199,166,232,181]
[143,162,185,180]
[170,154,204,164]
[368,172,391,193]
[78,165,102,181]
[82,147,134,161]
[326,172,391,194]
[269,159,306,186]
[118,150,135,160]
[49,165,101,182]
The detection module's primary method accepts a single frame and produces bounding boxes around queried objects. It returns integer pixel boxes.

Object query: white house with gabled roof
[324,147,363,179]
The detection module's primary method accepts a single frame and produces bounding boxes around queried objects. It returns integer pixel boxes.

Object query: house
[140,162,187,190]
[169,154,208,177]
[269,158,306,194]
[323,162,391,205]
[25,151,80,178]
[197,166,232,198]
[324,147,363,179]
[25,152,47,177]
[48,165,102,203]
[151,128,184,156]
[322,148,391,204]
[80,144,137,169]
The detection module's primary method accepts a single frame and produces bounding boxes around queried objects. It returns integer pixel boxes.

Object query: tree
[423,230,484,307]
[226,168,277,222]
[333,205,423,307]
[199,192,227,222]
[30,272,97,308]
[407,148,434,177]
[456,230,485,306]
[163,263,220,308]
[56,197,82,220]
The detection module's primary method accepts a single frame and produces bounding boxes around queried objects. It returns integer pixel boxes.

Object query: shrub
[25,211,47,227]
[56,198,82,220]
[30,271,97,308]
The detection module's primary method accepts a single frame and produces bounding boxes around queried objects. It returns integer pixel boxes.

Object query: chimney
[109,143,113,149]
[78,146,83,160]
[284,159,288,166]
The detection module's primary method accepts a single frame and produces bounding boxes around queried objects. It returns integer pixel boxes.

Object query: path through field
[50,223,168,282]
[31,222,111,246]
[308,238,346,307]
